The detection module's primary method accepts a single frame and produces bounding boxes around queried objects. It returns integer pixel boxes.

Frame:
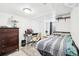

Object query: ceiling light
[23,8,32,14]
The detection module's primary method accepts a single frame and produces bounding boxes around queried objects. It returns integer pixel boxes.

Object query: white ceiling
[0,3,78,19]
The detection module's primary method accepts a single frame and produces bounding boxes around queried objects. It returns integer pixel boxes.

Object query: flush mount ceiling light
[23,8,32,14]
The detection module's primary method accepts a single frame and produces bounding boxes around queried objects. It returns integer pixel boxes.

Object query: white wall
[34,11,56,36]
[35,18,55,36]
[71,6,79,49]
[0,12,41,47]
[55,18,71,32]
[36,17,71,36]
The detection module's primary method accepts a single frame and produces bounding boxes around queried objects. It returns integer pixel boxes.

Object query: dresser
[0,28,19,55]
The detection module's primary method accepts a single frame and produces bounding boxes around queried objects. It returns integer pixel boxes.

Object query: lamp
[11,20,18,27]
[8,16,18,27]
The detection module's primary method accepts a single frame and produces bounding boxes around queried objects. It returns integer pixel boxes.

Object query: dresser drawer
[2,45,18,53]
[1,38,18,48]
[1,45,18,55]
[0,28,18,33]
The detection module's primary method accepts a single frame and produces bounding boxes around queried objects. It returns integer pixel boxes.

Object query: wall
[0,12,41,47]
[55,18,71,32]
[34,11,56,36]
[35,17,55,36]
[36,16,71,36]
[71,6,79,49]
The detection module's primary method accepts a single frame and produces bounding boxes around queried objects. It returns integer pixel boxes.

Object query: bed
[36,32,79,56]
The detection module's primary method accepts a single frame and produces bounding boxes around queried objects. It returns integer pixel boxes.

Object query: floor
[8,45,41,56]
[8,50,27,56]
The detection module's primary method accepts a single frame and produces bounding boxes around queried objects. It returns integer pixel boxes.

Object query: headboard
[53,31,71,35]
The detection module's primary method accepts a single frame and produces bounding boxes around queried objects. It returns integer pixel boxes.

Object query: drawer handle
[2,50,5,53]
[2,45,5,47]
[2,40,5,41]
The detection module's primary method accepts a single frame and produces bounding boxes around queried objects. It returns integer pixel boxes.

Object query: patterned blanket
[36,35,78,56]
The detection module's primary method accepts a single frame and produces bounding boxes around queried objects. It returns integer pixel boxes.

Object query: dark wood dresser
[0,28,19,55]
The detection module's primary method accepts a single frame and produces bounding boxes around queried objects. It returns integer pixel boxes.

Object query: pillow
[64,35,78,56]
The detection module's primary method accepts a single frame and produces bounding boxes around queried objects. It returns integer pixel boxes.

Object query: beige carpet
[8,50,27,56]
[21,45,41,56]
[8,45,41,56]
